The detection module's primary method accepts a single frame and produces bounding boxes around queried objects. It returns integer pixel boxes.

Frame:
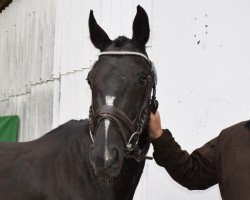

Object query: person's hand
[149,111,163,139]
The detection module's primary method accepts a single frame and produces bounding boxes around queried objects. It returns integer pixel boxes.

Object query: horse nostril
[110,148,119,164]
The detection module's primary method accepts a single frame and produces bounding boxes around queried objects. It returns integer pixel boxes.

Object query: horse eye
[86,78,92,86]
[138,75,148,85]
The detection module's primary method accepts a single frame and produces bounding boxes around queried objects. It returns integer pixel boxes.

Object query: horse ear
[132,5,150,48]
[89,10,111,51]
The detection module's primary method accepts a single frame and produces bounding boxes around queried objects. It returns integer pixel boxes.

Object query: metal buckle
[126,131,140,151]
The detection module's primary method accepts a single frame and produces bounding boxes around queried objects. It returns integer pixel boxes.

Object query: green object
[0,115,19,142]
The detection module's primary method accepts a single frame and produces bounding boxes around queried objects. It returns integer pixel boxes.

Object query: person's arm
[149,112,218,190]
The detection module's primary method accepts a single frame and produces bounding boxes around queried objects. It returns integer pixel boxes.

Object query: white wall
[0,0,56,141]
[137,0,250,199]
[1,0,250,199]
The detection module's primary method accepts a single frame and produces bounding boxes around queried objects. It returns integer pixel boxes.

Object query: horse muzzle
[89,143,122,177]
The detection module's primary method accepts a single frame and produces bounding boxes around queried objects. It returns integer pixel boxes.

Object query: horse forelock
[113,36,130,47]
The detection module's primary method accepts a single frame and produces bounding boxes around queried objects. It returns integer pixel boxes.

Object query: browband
[99,51,150,62]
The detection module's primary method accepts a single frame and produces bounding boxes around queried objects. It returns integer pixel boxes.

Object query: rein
[88,51,158,162]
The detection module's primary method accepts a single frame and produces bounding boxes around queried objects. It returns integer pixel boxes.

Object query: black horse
[0,5,157,200]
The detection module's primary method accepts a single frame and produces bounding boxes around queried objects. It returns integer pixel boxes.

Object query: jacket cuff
[151,129,173,154]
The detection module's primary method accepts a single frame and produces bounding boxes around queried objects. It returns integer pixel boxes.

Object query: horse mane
[245,120,250,130]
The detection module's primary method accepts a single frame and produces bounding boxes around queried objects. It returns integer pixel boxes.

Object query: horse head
[88,5,158,178]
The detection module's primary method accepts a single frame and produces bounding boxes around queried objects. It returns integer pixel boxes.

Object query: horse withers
[0,5,156,200]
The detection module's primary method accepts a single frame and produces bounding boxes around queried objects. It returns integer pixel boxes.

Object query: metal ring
[126,131,140,151]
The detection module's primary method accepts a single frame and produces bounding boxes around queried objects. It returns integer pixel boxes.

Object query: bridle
[88,51,158,162]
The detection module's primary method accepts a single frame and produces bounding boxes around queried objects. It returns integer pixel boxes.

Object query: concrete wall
[1,0,250,199]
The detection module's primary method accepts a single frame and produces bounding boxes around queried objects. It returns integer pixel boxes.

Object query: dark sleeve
[152,129,218,190]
